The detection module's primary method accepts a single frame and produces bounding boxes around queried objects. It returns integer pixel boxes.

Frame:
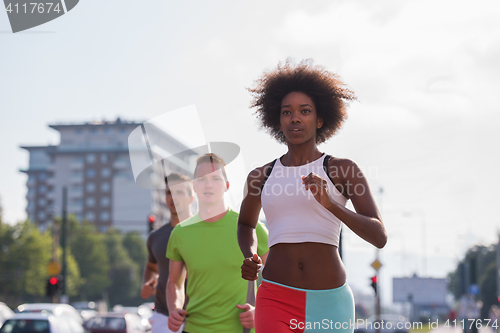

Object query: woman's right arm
[238,166,267,280]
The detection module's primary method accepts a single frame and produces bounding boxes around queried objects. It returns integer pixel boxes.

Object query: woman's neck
[282,142,322,166]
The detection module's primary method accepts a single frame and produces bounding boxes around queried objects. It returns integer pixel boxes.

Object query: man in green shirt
[167,153,269,333]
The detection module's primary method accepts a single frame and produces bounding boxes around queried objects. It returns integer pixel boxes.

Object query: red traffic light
[49,277,59,285]
[371,276,377,283]
[148,215,156,223]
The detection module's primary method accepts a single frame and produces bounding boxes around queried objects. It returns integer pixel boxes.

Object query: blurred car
[16,303,83,325]
[85,313,148,333]
[138,303,154,312]
[354,314,410,333]
[0,312,85,333]
[0,302,14,326]
[71,302,98,323]
[111,306,152,330]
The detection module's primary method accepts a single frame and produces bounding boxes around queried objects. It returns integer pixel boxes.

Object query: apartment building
[21,117,196,237]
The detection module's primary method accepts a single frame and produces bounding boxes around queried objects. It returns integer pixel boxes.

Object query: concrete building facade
[21,117,195,237]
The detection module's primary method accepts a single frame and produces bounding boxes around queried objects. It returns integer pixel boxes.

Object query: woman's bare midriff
[262,242,346,290]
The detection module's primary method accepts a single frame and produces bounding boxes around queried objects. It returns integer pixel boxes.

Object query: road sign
[469,284,480,295]
[47,261,61,276]
[371,259,382,271]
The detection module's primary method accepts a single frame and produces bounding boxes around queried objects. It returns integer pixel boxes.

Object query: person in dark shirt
[141,172,194,333]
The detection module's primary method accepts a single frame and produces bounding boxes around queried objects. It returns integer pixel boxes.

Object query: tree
[123,232,147,271]
[448,244,497,319]
[479,262,497,319]
[57,247,82,297]
[67,218,111,300]
[0,221,51,304]
[104,229,141,306]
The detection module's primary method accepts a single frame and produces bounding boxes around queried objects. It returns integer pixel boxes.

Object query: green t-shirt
[166,209,269,333]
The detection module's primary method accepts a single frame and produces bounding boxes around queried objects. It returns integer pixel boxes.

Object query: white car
[16,303,83,325]
[112,305,152,330]
[0,312,84,333]
[0,302,14,326]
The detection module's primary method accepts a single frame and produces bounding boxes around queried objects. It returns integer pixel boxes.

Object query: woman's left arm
[302,158,387,248]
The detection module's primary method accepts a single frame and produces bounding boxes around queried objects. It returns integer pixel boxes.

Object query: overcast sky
[1,0,499,306]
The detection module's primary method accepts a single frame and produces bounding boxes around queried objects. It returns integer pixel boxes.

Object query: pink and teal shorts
[255,279,355,332]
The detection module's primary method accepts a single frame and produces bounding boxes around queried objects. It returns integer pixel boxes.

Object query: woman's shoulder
[324,155,362,198]
[248,159,278,182]
[326,155,358,170]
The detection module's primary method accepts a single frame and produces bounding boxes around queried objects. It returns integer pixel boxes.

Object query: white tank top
[261,154,348,247]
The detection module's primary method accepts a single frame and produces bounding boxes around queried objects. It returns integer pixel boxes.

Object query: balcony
[46,191,56,200]
[70,174,84,184]
[68,189,83,198]
[69,161,84,170]
[67,204,83,213]
[113,159,129,170]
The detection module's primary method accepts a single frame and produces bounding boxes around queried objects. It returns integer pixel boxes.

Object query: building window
[39,172,46,181]
[71,199,83,207]
[100,197,110,207]
[101,168,111,178]
[39,185,47,194]
[85,212,95,221]
[38,212,46,220]
[38,198,46,206]
[72,170,83,178]
[101,153,109,163]
[100,211,110,221]
[86,197,95,207]
[39,222,48,232]
[86,182,96,193]
[100,182,110,192]
[115,171,130,179]
[71,185,83,192]
[86,168,96,178]
[99,226,108,232]
[86,154,96,164]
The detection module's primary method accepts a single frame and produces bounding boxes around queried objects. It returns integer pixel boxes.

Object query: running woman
[238,59,387,333]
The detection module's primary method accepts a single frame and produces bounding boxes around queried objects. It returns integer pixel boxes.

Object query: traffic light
[370,276,378,295]
[148,214,156,232]
[46,276,61,297]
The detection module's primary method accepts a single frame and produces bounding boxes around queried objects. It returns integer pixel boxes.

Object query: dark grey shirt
[147,221,174,316]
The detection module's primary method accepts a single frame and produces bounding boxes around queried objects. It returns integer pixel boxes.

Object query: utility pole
[50,215,60,303]
[61,187,68,303]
